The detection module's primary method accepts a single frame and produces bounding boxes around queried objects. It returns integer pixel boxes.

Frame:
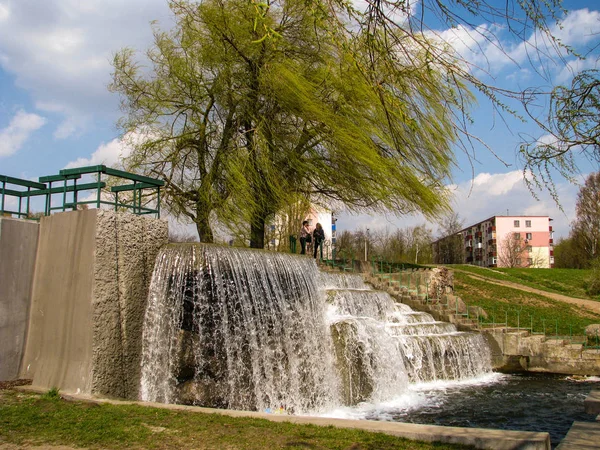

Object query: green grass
[450,265,597,300]
[453,271,600,337]
[0,390,472,450]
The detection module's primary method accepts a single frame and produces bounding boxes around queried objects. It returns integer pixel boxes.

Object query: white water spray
[140,245,491,414]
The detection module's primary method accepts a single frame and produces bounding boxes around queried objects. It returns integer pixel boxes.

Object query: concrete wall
[20,209,167,398]
[0,217,39,381]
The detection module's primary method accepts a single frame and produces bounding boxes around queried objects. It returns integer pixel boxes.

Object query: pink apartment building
[433,215,554,268]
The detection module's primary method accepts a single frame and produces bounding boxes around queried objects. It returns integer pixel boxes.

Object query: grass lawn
[453,271,600,337]
[450,265,596,301]
[0,389,472,450]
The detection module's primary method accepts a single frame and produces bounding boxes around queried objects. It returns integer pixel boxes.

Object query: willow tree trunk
[250,216,266,249]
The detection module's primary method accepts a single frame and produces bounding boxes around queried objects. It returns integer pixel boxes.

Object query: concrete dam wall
[0,217,39,381]
[0,210,167,398]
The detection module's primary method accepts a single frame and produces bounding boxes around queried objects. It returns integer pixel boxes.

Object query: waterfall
[140,244,340,413]
[140,244,491,414]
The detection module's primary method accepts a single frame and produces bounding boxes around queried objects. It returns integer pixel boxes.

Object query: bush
[584,258,600,297]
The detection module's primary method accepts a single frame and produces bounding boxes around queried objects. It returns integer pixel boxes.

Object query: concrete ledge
[17,386,550,450]
[556,421,600,449]
[584,390,600,415]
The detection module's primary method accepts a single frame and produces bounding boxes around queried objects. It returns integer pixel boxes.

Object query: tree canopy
[111,0,472,246]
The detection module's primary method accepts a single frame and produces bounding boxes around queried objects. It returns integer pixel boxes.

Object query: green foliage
[584,258,600,297]
[111,0,472,247]
[554,237,587,269]
[43,387,60,400]
[0,390,470,450]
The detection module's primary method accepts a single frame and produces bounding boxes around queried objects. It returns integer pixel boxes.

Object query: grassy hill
[447,265,600,338]
[450,265,595,300]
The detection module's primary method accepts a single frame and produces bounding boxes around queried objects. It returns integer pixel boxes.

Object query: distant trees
[335,225,433,265]
[554,237,587,269]
[433,213,465,264]
[572,172,600,262]
[554,172,600,269]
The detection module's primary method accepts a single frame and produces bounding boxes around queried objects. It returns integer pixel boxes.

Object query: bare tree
[434,213,465,264]
[498,233,528,268]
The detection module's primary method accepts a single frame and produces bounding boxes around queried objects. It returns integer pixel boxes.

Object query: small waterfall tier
[140,245,492,414]
[325,279,492,402]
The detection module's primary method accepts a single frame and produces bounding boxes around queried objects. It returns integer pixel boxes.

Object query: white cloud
[0,0,172,137]
[0,110,46,157]
[431,8,600,82]
[64,136,132,169]
[551,8,600,47]
[337,170,578,240]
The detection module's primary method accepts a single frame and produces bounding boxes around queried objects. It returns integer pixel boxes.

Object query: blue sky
[0,0,598,239]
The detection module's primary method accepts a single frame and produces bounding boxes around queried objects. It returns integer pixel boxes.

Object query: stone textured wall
[0,218,39,381]
[483,330,600,375]
[92,210,168,398]
[20,209,167,397]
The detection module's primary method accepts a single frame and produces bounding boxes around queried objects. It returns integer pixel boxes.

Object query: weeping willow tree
[111,0,473,246]
[520,69,600,201]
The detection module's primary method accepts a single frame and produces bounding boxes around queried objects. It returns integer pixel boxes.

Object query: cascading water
[141,244,340,413]
[325,275,491,397]
[140,244,491,415]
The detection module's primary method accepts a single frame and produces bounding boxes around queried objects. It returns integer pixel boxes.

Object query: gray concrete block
[0,217,39,381]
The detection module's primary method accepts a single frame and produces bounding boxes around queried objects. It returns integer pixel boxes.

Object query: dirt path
[454,269,600,315]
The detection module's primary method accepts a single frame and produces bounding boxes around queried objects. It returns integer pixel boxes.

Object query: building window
[514,232,521,240]
[527,258,533,266]
[526,245,532,252]
[525,220,532,227]
[526,233,532,240]
[516,258,522,266]
[514,220,520,227]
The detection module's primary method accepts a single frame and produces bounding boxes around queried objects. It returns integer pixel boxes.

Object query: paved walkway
[557,390,600,449]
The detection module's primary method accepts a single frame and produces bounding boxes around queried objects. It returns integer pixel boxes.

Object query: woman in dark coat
[312,222,325,259]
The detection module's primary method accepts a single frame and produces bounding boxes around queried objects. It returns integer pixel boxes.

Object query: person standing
[313,222,325,259]
[299,220,311,255]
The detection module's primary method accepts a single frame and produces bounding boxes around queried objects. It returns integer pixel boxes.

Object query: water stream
[140,244,491,415]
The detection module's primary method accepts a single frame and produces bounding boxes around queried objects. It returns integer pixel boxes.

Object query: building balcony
[488,238,496,245]
[466,246,473,252]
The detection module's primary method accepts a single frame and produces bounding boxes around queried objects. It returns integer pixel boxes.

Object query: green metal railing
[0,175,47,218]
[0,165,164,219]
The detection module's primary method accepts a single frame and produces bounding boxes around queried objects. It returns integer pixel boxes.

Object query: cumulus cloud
[0,0,172,137]
[337,170,577,240]
[0,110,46,157]
[431,8,600,82]
[64,136,132,169]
